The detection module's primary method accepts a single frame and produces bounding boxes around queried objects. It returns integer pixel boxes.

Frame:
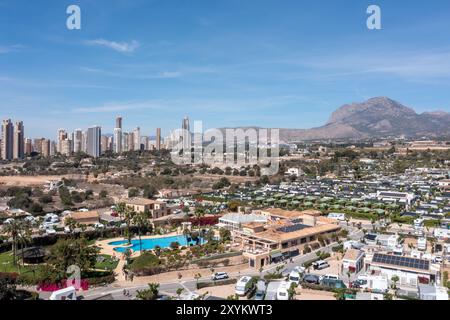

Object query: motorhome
[276,281,290,301]
[288,270,301,286]
[235,276,253,296]
[418,237,427,251]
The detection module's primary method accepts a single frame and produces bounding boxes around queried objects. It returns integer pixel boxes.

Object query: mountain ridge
[219,97,450,142]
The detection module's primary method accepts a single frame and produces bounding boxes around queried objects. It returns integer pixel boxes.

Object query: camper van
[49,286,77,300]
[288,270,301,286]
[276,281,291,301]
[235,276,253,296]
[418,237,427,251]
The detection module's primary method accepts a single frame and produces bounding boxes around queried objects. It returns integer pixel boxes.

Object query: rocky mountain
[219,97,450,142]
[278,97,450,142]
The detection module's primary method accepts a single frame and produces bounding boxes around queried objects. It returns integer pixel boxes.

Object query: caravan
[276,281,291,300]
[235,276,253,296]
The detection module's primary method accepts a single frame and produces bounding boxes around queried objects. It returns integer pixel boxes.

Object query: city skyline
[2,0,450,137]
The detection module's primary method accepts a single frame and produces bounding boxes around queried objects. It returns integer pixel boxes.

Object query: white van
[235,276,252,296]
[312,260,330,270]
[288,270,301,286]
[276,281,290,301]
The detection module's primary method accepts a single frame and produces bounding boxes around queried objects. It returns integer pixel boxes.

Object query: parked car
[303,274,320,284]
[212,272,229,281]
[312,260,330,270]
[351,279,368,289]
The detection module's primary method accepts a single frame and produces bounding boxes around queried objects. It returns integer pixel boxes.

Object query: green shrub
[196,278,237,289]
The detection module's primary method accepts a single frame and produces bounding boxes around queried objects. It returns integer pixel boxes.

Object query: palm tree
[17,220,32,268]
[133,210,151,252]
[183,227,191,245]
[194,207,205,226]
[3,219,22,266]
[115,202,134,244]
[136,283,160,300]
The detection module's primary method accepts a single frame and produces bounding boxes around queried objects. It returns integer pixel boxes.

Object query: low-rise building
[231,209,340,269]
[66,210,100,226]
[366,253,439,287]
[342,249,365,274]
[123,198,170,219]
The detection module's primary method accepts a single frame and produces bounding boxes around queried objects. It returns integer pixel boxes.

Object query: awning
[270,252,283,259]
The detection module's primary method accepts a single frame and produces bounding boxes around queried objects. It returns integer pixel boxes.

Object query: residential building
[66,211,100,226]
[342,249,365,274]
[123,198,170,219]
[13,121,24,159]
[87,126,101,158]
[73,129,83,153]
[1,119,13,160]
[156,128,161,150]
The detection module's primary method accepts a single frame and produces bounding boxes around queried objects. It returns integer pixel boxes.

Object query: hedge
[196,278,237,289]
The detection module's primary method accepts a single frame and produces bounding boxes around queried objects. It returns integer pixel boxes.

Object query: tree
[3,219,22,266]
[17,220,32,267]
[194,207,205,225]
[0,277,18,301]
[143,185,157,199]
[46,238,99,281]
[99,190,108,198]
[176,287,184,299]
[219,228,231,242]
[115,202,134,244]
[136,283,160,300]
[128,188,139,198]
[65,217,77,235]
[391,275,399,289]
[287,283,297,300]
[133,210,151,252]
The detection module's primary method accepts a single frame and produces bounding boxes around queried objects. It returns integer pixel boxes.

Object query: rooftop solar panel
[276,223,309,233]
[372,253,429,271]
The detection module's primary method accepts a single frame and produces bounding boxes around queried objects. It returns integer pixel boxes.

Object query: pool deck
[93,232,254,288]
[95,232,182,258]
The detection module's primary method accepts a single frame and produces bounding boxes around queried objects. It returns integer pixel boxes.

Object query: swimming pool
[109,235,204,252]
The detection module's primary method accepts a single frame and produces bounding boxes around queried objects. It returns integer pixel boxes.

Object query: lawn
[0,251,46,283]
[95,254,119,271]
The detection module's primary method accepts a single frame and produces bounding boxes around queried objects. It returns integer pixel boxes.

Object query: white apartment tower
[87,126,102,158]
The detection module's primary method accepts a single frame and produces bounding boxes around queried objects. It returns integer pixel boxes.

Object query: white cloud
[0,44,24,54]
[84,39,140,53]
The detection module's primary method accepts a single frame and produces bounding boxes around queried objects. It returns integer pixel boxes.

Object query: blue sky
[1,0,450,138]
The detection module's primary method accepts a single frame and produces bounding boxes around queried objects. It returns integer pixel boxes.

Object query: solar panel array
[372,253,429,270]
[290,218,303,224]
[276,223,309,233]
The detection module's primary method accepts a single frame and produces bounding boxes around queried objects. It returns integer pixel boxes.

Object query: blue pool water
[109,235,204,252]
